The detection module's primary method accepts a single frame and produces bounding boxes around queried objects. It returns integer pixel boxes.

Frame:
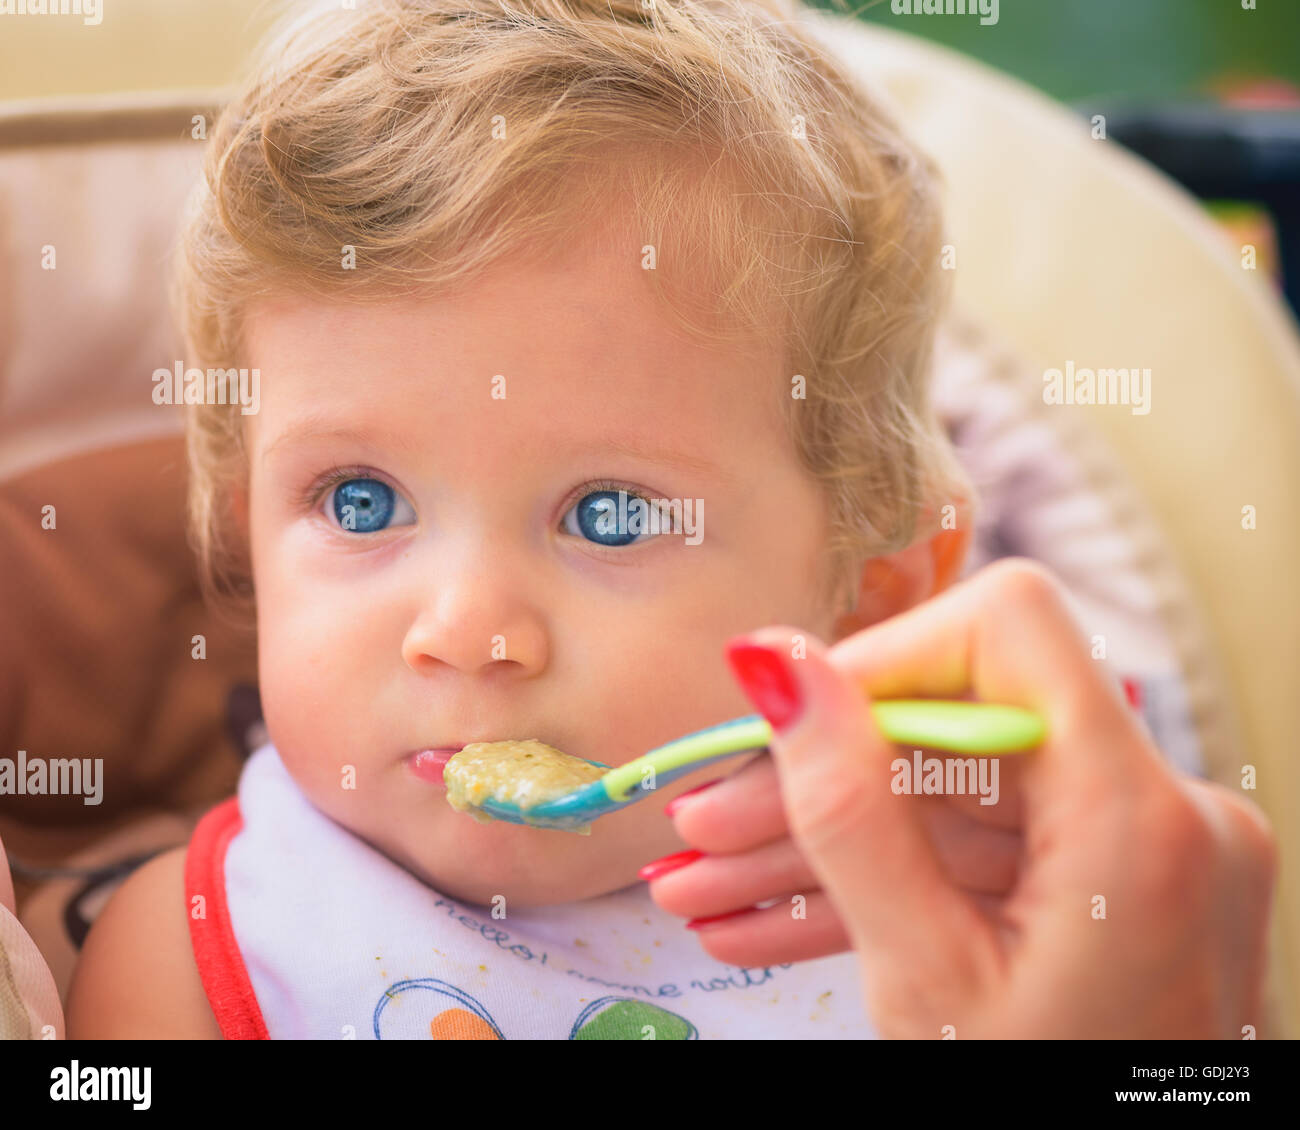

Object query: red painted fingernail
[637,849,705,882]
[663,778,724,818]
[685,906,759,930]
[724,640,803,732]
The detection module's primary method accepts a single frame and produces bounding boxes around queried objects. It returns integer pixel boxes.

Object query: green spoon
[450,700,1046,832]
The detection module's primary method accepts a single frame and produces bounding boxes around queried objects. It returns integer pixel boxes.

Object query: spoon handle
[600,700,1045,801]
[872,700,1045,753]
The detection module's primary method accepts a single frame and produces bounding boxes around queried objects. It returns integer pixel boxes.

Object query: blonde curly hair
[171,0,972,622]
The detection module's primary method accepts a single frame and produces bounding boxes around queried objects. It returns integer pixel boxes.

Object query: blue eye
[328,477,416,533]
[561,488,659,547]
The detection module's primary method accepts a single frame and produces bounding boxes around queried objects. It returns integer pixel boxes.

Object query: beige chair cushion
[0,99,257,916]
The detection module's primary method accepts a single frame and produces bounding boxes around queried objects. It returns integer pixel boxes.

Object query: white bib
[188,744,878,1040]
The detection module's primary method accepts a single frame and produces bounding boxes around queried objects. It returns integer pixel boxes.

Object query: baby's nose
[399,572,549,677]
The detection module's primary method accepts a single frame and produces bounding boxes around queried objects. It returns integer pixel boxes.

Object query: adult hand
[643,558,1278,1038]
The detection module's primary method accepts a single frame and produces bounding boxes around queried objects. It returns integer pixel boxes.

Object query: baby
[66,0,973,1039]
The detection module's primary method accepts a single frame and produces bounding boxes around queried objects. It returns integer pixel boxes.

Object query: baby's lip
[406,736,577,787]
[407,746,465,787]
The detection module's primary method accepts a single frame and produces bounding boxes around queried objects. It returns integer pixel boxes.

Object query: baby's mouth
[406,747,465,787]
[406,735,581,788]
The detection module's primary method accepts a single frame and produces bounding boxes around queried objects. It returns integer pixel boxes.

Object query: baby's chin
[353,807,649,908]
[283,754,660,905]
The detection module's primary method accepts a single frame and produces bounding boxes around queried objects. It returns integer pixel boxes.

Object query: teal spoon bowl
[458,700,1046,832]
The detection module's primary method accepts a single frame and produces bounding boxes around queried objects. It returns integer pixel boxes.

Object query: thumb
[724,627,989,977]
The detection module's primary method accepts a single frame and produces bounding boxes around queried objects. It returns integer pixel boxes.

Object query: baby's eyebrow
[261,419,428,463]
[262,415,733,482]
[570,433,735,484]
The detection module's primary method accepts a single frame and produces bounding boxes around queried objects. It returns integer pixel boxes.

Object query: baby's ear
[830,502,972,641]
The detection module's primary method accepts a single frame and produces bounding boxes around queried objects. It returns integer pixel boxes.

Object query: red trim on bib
[185,797,269,1040]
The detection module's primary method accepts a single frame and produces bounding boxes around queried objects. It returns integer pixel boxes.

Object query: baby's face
[242,229,841,907]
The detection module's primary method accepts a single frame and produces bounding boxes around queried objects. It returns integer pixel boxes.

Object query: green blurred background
[848,0,1300,104]
[0,0,1296,103]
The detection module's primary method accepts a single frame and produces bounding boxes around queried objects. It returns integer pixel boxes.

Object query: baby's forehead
[244,285,783,425]
[239,219,793,480]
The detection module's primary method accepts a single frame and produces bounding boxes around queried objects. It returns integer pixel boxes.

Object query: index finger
[828,557,1158,785]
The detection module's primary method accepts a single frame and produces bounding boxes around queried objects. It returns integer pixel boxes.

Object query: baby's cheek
[275,740,373,834]
[256,661,345,793]
[256,653,311,747]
